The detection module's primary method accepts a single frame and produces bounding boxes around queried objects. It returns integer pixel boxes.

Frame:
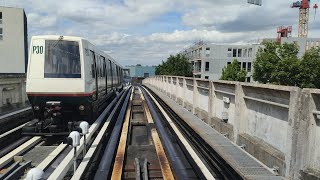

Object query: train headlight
[79,105,85,111]
[34,106,40,110]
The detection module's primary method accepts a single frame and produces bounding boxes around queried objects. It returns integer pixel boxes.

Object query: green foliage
[253,42,301,86]
[253,42,320,88]
[155,54,193,77]
[299,47,320,88]
[220,59,247,82]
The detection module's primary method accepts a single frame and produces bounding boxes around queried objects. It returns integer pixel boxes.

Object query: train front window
[44,40,81,78]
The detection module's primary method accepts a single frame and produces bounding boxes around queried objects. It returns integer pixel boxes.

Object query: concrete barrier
[143,75,320,180]
[0,75,27,108]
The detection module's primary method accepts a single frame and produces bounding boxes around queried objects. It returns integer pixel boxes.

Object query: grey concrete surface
[0,75,27,109]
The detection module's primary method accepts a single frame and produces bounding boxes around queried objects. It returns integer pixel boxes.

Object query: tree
[299,47,320,88]
[155,54,193,77]
[253,42,280,83]
[220,59,247,82]
[253,42,301,86]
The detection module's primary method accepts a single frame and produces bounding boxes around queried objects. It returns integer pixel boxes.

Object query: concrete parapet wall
[0,75,27,108]
[143,75,320,180]
[210,117,234,141]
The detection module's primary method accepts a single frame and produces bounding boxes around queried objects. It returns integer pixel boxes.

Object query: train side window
[112,63,117,85]
[108,60,113,87]
[89,51,96,78]
[97,55,101,77]
[102,56,106,78]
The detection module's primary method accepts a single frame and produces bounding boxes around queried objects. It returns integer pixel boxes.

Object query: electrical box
[223,96,230,104]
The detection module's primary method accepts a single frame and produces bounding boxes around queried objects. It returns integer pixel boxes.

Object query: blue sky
[2,0,320,66]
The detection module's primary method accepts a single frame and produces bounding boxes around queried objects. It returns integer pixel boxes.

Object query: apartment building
[0,6,28,74]
[0,7,28,107]
[181,42,262,82]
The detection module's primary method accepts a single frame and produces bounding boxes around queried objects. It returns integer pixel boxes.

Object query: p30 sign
[32,46,44,54]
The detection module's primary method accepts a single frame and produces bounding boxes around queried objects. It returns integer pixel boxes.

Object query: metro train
[23,35,123,135]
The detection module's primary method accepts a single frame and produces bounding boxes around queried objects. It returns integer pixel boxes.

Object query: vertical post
[193,78,199,115]
[234,82,246,143]
[175,77,179,102]
[182,78,187,108]
[83,135,86,155]
[285,88,302,179]
[293,89,310,179]
[208,81,215,126]
[166,76,169,96]
[73,147,77,174]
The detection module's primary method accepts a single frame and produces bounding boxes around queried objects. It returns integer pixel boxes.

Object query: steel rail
[142,86,217,180]
[144,85,243,180]
[0,136,31,158]
[110,88,134,180]
[94,88,133,180]
[48,89,127,180]
[139,87,174,180]
[0,136,42,170]
[71,87,132,180]
[141,87,192,180]
[0,107,31,121]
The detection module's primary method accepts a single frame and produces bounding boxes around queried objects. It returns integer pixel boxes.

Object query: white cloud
[3,0,320,66]
[28,13,57,28]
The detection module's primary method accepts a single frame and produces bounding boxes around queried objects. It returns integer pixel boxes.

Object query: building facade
[280,37,320,58]
[0,7,28,108]
[126,64,156,78]
[181,42,262,82]
[0,6,28,74]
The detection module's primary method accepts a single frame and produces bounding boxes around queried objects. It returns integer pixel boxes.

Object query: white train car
[24,35,123,135]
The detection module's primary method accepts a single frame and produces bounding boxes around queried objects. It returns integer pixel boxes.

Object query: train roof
[31,35,85,41]
[31,35,123,68]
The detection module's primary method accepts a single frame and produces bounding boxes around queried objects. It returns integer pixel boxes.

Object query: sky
[2,0,320,66]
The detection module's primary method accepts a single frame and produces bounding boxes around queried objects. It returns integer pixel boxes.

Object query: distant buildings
[0,6,28,74]
[278,37,320,58]
[126,64,156,78]
[181,42,262,82]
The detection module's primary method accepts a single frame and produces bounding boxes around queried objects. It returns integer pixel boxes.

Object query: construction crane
[291,0,318,38]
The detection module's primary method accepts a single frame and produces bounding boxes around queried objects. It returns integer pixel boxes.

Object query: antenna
[314,3,318,20]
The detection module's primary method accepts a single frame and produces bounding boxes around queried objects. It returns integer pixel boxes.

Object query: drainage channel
[112,86,173,179]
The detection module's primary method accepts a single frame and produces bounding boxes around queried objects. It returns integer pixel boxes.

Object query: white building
[181,42,262,82]
[0,6,28,74]
[0,7,28,108]
[280,37,320,58]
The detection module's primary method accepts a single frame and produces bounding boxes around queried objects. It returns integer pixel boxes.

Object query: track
[0,85,257,179]
[109,87,175,179]
[0,107,33,151]
[92,86,223,179]
[0,88,130,180]
[142,86,240,179]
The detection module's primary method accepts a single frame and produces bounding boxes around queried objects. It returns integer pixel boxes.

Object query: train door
[89,50,98,100]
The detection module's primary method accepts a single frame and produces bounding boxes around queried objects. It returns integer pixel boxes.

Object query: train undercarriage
[22,92,115,136]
